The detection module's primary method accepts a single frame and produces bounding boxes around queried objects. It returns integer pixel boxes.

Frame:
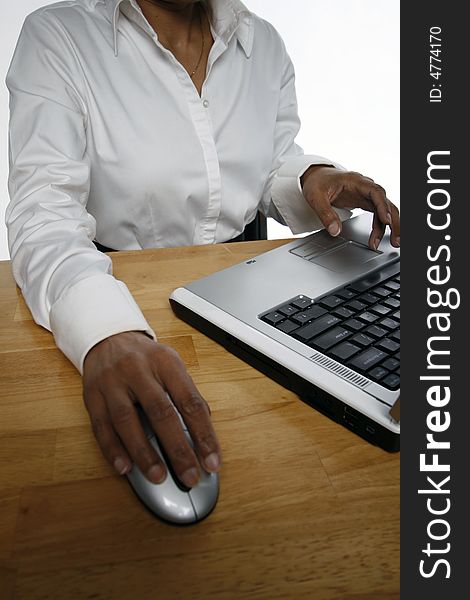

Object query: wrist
[300,164,334,189]
[84,330,153,367]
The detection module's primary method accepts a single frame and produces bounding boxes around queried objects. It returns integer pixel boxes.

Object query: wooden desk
[0,242,399,599]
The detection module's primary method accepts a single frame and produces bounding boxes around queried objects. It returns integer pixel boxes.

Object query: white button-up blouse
[6,0,349,372]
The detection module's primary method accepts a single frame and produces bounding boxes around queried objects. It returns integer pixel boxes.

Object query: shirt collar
[104,0,253,57]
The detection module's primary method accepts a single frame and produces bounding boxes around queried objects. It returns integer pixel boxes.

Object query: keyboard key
[263,312,285,326]
[304,305,328,320]
[318,295,343,309]
[384,280,400,291]
[384,297,400,309]
[369,366,389,381]
[357,293,380,305]
[335,288,357,301]
[343,318,365,332]
[370,304,392,316]
[383,373,400,390]
[311,327,352,351]
[292,305,327,325]
[365,325,388,339]
[292,312,314,325]
[379,318,400,331]
[392,310,400,321]
[351,333,375,347]
[389,330,400,342]
[294,314,341,342]
[277,304,299,318]
[349,347,388,372]
[333,306,355,319]
[276,319,299,334]
[357,311,379,324]
[372,286,393,298]
[376,338,400,354]
[329,342,361,361]
[382,357,400,371]
[345,300,367,312]
[291,296,313,310]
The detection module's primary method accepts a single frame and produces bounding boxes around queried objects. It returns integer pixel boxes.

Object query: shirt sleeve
[261,35,352,235]
[5,11,155,374]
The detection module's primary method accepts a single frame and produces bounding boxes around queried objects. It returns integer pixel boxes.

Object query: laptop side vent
[309,352,370,388]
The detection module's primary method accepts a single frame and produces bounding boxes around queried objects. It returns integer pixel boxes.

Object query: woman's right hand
[82,331,221,487]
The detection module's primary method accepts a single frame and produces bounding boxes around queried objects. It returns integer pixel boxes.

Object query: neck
[138,1,200,44]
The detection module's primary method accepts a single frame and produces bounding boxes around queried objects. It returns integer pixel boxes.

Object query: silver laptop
[170,212,400,452]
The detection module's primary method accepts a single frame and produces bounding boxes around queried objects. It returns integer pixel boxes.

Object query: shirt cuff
[271,154,352,235]
[49,273,156,374]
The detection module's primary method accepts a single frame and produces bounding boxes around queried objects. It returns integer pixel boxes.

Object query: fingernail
[387,212,392,225]
[396,236,400,247]
[148,464,165,484]
[114,457,129,475]
[204,452,220,472]
[373,239,379,251]
[328,222,340,237]
[181,467,199,488]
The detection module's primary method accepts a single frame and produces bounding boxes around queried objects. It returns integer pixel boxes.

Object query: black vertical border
[401,1,466,597]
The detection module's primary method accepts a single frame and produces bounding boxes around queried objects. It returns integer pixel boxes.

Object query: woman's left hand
[301,165,400,250]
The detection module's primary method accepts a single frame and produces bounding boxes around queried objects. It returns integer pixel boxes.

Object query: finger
[358,178,400,248]
[310,195,343,237]
[355,179,392,227]
[83,387,132,476]
[172,387,221,474]
[106,391,167,484]
[368,212,386,251]
[156,347,222,475]
[389,202,401,247]
[135,380,202,489]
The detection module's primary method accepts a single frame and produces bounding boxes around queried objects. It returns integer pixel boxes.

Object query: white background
[0,0,399,260]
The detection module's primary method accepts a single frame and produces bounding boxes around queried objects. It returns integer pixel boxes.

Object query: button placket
[173,69,221,244]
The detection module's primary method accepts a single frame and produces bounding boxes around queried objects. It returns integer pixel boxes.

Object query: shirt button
[203,99,209,108]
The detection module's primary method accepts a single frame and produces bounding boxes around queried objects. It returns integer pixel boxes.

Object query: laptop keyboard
[259,263,400,391]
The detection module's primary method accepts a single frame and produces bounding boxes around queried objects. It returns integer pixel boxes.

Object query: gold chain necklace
[189,6,205,79]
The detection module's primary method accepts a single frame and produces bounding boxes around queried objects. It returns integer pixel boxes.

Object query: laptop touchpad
[310,241,380,272]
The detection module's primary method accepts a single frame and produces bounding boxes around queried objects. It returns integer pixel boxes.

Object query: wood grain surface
[0,241,399,600]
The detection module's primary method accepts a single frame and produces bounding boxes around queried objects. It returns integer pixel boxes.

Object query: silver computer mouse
[126,403,219,525]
